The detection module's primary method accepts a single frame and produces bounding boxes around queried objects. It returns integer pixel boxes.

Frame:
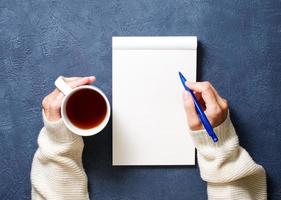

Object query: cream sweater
[31,112,267,199]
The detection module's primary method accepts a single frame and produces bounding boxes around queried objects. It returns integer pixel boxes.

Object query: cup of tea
[55,76,111,136]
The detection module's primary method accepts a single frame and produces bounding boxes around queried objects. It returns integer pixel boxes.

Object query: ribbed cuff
[42,110,80,143]
[189,111,238,148]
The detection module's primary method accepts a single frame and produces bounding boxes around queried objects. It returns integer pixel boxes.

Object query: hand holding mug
[42,76,96,122]
[42,76,110,136]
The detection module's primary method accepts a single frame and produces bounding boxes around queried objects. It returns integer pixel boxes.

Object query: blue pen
[178,72,218,142]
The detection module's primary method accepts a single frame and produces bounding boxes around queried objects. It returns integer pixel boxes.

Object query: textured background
[0,0,281,199]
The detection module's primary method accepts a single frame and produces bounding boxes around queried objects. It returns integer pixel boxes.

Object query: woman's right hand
[182,81,228,131]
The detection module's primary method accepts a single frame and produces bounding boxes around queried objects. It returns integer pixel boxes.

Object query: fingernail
[89,76,96,81]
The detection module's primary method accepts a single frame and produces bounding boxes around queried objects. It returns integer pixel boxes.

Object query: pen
[178,72,218,142]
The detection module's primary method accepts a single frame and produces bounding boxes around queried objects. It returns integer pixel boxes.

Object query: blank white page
[112,36,197,165]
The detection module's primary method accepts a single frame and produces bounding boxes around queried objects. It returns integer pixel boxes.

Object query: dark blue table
[0,1,280,199]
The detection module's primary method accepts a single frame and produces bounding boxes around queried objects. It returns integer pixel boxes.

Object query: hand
[183,81,228,131]
[42,76,96,121]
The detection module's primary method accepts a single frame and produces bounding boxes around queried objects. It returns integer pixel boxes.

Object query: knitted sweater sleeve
[31,111,89,200]
[190,112,267,200]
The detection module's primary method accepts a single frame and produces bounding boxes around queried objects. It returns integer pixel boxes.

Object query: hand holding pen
[179,73,228,142]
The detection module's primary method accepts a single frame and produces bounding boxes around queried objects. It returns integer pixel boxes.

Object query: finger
[206,84,228,113]
[42,95,50,109]
[42,90,60,109]
[64,77,83,82]
[51,76,96,96]
[50,88,61,96]
[56,92,64,104]
[67,76,96,88]
[65,76,96,83]
[46,90,64,108]
[87,76,96,83]
[47,91,64,107]
[48,92,64,120]
[208,84,227,108]
[186,81,218,108]
[182,91,202,130]
[201,89,218,109]
[185,81,211,93]
[47,78,82,98]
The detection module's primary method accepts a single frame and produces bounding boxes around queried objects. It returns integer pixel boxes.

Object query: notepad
[112,36,197,166]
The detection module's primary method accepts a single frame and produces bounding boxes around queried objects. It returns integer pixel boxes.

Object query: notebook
[112,36,197,166]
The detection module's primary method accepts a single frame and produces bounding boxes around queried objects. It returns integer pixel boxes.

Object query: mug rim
[61,85,111,136]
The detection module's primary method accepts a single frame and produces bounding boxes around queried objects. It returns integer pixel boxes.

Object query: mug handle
[55,76,72,95]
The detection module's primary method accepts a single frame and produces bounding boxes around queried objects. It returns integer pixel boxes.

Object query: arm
[31,112,89,200]
[190,112,266,200]
[183,81,267,200]
[31,76,95,200]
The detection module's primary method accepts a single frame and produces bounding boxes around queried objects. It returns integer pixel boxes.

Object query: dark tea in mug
[65,88,107,129]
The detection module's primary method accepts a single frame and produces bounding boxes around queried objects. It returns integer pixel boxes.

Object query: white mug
[55,76,111,136]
